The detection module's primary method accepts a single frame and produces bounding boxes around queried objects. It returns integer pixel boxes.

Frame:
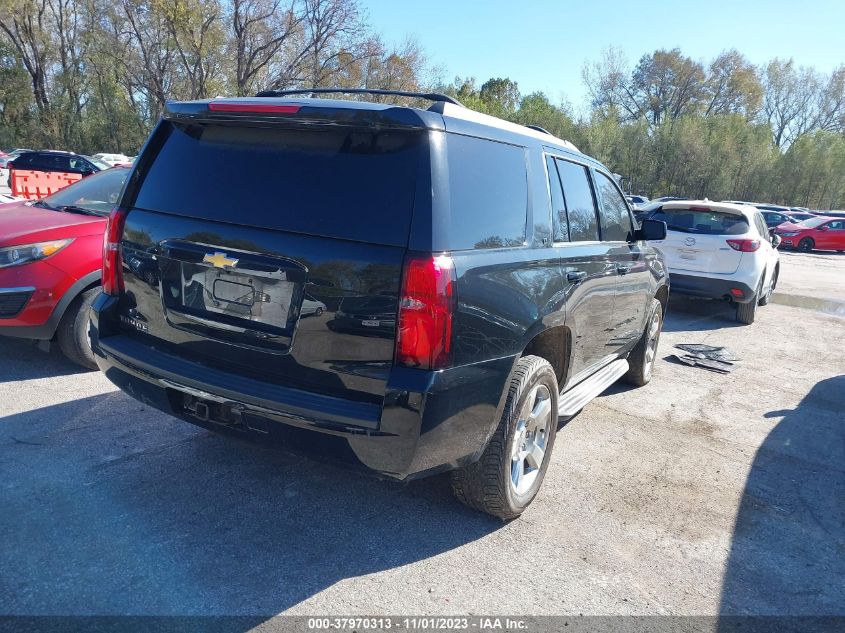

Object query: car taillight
[102,208,128,296]
[395,253,456,370]
[726,239,761,252]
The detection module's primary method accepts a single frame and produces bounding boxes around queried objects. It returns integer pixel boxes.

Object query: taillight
[208,102,301,114]
[396,253,456,370]
[102,208,128,296]
[726,239,761,252]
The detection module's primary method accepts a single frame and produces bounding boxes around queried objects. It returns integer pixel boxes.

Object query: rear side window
[594,171,634,242]
[132,122,422,247]
[556,159,599,242]
[651,208,749,235]
[446,134,527,250]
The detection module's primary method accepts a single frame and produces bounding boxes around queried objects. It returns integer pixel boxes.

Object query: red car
[774,216,845,253]
[0,167,129,367]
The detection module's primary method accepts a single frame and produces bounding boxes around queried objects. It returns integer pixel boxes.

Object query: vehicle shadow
[718,375,845,622]
[661,295,744,332]
[0,336,94,380]
[0,392,502,618]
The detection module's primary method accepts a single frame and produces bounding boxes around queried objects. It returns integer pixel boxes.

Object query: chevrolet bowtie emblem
[203,252,239,269]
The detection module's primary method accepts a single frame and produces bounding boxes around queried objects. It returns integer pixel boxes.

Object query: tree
[631,49,705,126]
[702,50,762,118]
[229,0,302,96]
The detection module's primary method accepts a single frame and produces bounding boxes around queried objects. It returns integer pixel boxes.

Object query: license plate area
[158,240,307,354]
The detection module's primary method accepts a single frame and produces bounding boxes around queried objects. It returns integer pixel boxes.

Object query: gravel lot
[1,251,843,617]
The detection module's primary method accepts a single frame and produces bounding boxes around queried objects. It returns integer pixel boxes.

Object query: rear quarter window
[651,208,749,235]
[445,134,527,250]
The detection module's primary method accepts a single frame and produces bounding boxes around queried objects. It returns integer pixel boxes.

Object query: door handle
[616,264,632,275]
[567,270,587,283]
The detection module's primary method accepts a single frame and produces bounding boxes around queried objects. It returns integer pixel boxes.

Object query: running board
[558,359,629,418]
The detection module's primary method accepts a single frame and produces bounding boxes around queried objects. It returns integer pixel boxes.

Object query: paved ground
[1,252,843,618]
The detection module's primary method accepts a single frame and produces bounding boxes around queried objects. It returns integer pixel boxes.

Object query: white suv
[648,201,780,324]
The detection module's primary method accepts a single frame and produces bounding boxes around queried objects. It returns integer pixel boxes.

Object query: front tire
[623,298,663,387]
[798,237,815,252]
[56,287,99,370]
[451,355,559,520]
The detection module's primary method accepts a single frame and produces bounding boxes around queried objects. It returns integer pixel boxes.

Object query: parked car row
[2,148,133,199]
[637,196,845,253]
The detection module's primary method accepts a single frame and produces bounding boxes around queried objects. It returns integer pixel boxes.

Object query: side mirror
[771,233,782,248]
[635,218,667,241]
[81,169,94,178]
[818,225,829,231]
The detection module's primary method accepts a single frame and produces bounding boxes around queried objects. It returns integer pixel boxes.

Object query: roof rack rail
[254,88,464,106]
[525,125,552,135]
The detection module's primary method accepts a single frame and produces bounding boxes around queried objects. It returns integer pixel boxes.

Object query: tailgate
[650,207,749,275]
[657,231,743,274]
[119,210,405,405]
[112,117,426,407]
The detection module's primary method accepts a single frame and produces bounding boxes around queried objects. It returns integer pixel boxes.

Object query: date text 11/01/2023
[306,617,528,630]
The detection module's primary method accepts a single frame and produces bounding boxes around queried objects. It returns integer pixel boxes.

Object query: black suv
[9,150,106,176]
[90,89,669,519]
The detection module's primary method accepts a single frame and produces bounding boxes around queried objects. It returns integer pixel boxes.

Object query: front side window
[556,159,599,242]
[595,171,634,242]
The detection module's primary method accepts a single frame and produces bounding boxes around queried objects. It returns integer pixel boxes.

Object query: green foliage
[1,7,843,209]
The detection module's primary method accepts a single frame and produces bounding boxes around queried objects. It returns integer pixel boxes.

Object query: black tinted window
[546,155,567,242]
[651,208,749,235]
[556,159,599,242]
[13,154,34,167]
[446,134,527,249]
[595,172,633,241]
[133,122,422,247]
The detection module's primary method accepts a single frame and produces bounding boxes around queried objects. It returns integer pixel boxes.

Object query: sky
[364,0,845,113]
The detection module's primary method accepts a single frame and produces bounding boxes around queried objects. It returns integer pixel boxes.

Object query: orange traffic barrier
[10,168,82,200]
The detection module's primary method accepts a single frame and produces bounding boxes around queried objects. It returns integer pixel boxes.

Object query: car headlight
[779,232,800,237]
[0,239,74,268]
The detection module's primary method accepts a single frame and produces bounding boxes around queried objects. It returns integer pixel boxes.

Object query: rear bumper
[668,272,755,303]
[90,294,516,480]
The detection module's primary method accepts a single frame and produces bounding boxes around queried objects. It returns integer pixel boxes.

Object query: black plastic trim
[97,335,381,429]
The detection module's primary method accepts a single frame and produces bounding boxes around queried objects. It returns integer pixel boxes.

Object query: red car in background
[774,216,845,253]
[0,167,129,368]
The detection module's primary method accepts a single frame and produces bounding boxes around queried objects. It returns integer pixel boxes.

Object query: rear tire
[623,298,663,387]
[451,355,558,520]
[56,287,99,370]
[798,238,814,252]
[736,279,762,325]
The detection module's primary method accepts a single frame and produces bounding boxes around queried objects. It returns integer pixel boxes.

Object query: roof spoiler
[255,88,464,107]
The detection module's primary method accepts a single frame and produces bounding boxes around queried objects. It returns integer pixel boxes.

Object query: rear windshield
[651,208,749,235]
[132,122,423,246]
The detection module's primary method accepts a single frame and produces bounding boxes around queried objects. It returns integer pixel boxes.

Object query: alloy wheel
[510,384,552,496]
